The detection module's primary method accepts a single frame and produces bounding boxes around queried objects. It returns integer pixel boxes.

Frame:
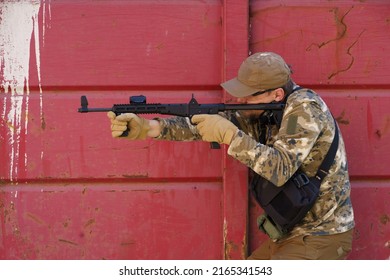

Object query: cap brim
[220,77,259,97]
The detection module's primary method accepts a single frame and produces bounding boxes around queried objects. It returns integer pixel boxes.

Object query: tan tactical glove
[191,114,238,145]
[107,112,150,139]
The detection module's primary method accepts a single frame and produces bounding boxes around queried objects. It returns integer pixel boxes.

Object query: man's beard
[238,110,265,121]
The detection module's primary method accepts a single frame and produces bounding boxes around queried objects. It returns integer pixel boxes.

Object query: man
[108,52,355,259]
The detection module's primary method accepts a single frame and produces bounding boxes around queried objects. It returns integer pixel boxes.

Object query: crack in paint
[306,6,366,80]
[327,29,365,80]
[306,6,353,51]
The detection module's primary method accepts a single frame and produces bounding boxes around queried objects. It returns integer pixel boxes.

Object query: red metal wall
[0,0,248,259]
[1,0,389,260]
[247,0,390,260]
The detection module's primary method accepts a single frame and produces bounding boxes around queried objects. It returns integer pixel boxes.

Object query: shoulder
[285,88,329,114]
[282,88,333,129]
[278,88,334,142]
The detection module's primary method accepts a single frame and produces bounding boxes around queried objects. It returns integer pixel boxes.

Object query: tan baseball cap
[221,52,291,97]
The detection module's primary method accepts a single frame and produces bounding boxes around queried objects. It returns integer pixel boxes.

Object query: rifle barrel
[223,103,284,111]
[78,108,113,113]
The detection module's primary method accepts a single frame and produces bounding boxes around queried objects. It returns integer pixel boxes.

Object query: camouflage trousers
[247,229,353,260]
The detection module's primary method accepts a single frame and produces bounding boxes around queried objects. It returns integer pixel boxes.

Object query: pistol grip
[119,129,129,137]
[210,142,220,149]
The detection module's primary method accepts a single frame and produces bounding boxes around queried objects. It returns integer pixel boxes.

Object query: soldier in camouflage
[108,52,355,260]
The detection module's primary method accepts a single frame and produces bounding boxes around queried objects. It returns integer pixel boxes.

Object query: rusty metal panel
[1,0,249,259]
[248,0,390,259]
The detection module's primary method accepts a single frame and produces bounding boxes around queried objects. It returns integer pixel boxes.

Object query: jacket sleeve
[154,116,202,141]
[154,112,241,141]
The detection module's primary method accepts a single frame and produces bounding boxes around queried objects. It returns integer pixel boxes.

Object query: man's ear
[274,88,285,102]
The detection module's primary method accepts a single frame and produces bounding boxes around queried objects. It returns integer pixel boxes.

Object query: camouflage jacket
[155,88,355,240]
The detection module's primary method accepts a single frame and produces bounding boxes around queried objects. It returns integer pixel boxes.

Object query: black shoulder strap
[313,118,339,182]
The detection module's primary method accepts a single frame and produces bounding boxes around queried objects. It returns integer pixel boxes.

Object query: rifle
[78,95,285,148]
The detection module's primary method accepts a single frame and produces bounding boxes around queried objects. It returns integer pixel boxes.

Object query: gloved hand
[191,114,238,145]
[107,112,150,139]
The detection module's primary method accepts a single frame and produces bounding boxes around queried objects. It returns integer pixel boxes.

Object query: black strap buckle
[292,173,310,188]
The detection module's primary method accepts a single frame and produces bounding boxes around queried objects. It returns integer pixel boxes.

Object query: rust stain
[335,110,350,125]
[223,219,245,259]
[84,218,95,228]
[3,209,10,223]
[224,241,238,260]
[25,212,46,225]
[120,241,136,246]
[58,239,78,246]
[377,116,390,138]
[224,237,248,259]
[202,7,221,28]
[375,129,382,138]
[379,214,389,225]
[1,202,15,222]
[156,43,164,50]
[40,112,46,130]
[122,174,149,178]
[130,189,161,194]
[223,219,228,259]
[2,117,15,130]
